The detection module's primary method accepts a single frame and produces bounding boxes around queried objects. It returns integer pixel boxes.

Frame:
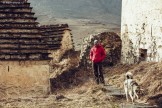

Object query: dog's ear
[126,75,133,79]
[126,75,129,79]
[125,71,133,79]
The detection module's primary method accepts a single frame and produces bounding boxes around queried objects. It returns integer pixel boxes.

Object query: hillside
[29,0,122,50]
[29,0,121,24]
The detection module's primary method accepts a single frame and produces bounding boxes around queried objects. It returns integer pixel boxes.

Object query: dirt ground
[0,82,119,108]
[0,51,161,108]
[105,62,162,107]
[0,49,162,108]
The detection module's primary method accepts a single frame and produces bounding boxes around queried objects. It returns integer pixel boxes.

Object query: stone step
[107,91,125,96]
[104,85,124,91]
[104,85,125,96]
[119,103,158,108]
[103,85,157,108]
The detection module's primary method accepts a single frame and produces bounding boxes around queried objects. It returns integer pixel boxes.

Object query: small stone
[55,94,66,100]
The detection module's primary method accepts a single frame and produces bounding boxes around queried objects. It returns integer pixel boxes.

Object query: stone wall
[121,0,162,64]
[0,61,50,99]
[51,30,74,62]
[79,32,121,67]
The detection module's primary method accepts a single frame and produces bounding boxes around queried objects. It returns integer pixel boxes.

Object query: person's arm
[101,47,106,61]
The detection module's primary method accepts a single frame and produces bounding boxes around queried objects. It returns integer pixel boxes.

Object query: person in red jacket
[90,39,106,85]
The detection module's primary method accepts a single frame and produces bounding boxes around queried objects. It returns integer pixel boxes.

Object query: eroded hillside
[29,0,121,50]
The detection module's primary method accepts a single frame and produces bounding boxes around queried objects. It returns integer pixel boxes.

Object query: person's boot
[100,77,105,85]
[96,78,99,84]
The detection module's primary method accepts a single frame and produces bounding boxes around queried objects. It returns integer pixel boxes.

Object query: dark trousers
[92,62,105,84]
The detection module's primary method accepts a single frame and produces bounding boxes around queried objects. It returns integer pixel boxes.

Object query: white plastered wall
[121,0,162,63]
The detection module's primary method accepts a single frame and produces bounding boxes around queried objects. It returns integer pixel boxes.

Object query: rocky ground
[0,51,161,108]
[105,62,162,107]
[0,83,119,108]
[0,33,160,107]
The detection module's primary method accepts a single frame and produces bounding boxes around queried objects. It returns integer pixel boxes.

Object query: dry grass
[105,62,162,106]
[0,50,162,107]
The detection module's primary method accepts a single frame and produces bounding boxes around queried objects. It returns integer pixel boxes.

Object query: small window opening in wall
[8,66,9,72]
[139,48,147,61]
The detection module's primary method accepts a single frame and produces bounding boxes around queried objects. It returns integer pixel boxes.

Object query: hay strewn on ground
[0,50,161,107]
[105,62,162,106]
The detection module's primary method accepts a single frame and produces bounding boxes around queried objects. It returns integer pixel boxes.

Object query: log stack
[39,24,74,62]
[0,0,68,60]
[39,24,71,50]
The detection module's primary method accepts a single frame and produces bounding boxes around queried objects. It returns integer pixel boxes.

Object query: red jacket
[90,45,106,63]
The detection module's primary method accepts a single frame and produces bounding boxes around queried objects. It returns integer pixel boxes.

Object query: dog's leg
[133,88,136,99]
[133,86,139,100]
[129,91,134,103]
[124,84,129,102]
[134,89,139,99]
[125,90,129,102]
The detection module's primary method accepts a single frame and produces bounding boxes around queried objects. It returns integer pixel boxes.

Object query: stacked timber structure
[40,24,74,62]
[39,24,69,49]
[0,0,53,60]
[0,0,74,98]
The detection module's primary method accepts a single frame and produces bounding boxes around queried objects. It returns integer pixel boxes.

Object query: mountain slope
[29,0,121,24]
[29,0,122,50]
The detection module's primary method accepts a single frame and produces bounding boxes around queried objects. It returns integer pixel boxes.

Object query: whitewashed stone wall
[121,0,162,64]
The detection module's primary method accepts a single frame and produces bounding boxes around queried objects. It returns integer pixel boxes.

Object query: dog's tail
[131,80,138,86]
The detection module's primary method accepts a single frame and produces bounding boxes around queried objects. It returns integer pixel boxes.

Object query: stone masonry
[121,0,162,64]
[0,0,74,98]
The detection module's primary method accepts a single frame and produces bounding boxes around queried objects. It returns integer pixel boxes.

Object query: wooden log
[0,16,37,20]
[0,6,32,9]
[0,21,38,25]
[0,11,34,14]
[0,46,60,50]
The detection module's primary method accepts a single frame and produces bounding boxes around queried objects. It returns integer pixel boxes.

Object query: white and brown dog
[124,71,140,103]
